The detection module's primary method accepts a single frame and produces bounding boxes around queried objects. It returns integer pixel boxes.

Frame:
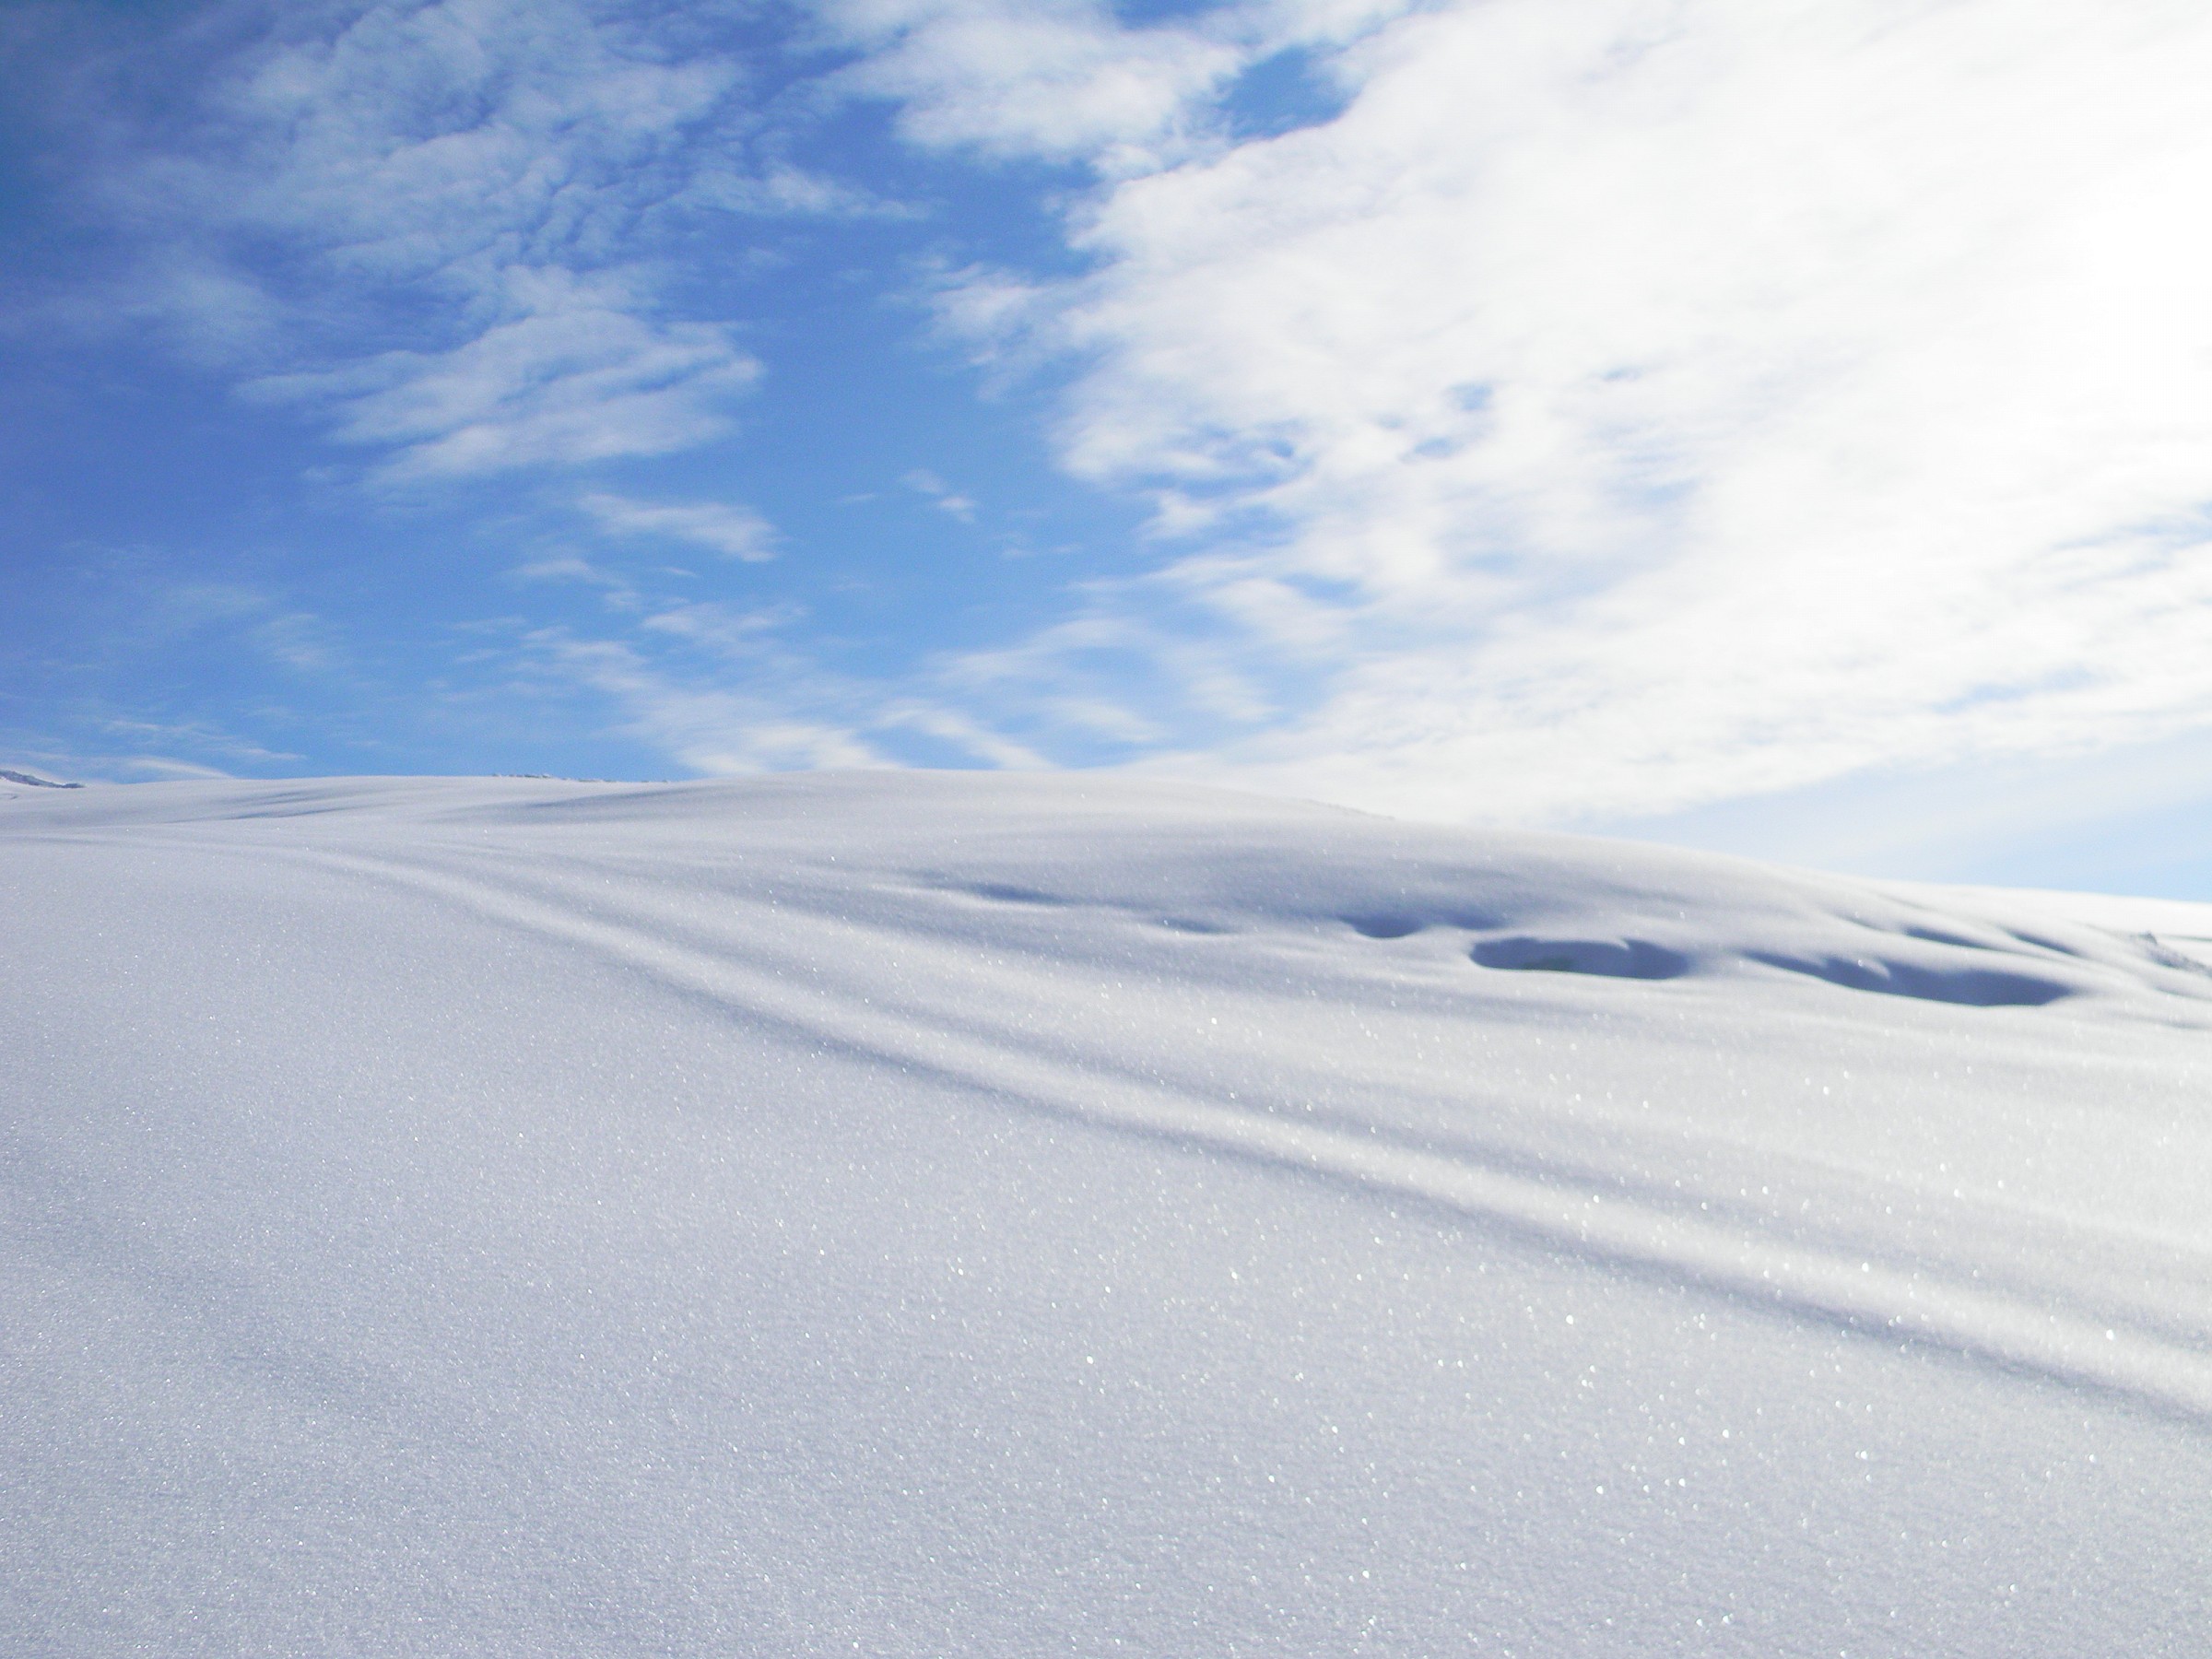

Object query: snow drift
[5,773,2211,1654]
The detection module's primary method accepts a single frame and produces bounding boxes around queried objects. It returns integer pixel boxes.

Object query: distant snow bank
[6,774,2210,1655]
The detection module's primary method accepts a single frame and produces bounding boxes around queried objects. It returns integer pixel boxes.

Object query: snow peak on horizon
[7,772,2212,1653]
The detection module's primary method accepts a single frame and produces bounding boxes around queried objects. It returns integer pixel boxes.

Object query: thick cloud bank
[945,0,2212,818]
[6,772,2212,1653]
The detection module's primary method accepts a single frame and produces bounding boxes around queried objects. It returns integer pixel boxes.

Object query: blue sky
[7,0,2212,894]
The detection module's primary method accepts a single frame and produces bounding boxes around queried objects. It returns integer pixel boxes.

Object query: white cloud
[901,468,976,520]
[84,0,807,477]
[102,716,301,767]
[579,490,780,560]
[822,0,1245,171]
[926,0,2212,822]
[638,599,803,655]
[512,586,1066,776]
[117,757,241,780]
[512,553,628,587]
[821,0,1410,172]
[529,632,889,771]
[873,701,1049,768]
[251,272,759,477]
[253,610,346,673]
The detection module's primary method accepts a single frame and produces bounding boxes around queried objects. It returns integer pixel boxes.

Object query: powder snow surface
[6,773,2211,1655]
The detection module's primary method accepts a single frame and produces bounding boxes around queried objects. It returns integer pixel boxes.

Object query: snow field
[5,773,2210,1654]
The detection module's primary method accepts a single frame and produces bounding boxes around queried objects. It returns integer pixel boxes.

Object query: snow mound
[6,773,2211,1655]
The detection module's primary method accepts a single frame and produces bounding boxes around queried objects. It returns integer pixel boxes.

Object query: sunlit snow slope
[6,773,2212,1655]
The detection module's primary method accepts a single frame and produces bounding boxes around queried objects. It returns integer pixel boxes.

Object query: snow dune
[5,773,2210,1654]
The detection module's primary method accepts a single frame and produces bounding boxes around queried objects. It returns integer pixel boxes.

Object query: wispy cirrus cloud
[504,572,1057,777]
[524,630,890,772]
[53,0,835,477]
[578,489,780,560]
[103,716,302,770]
[248,271,760,477]
[900,468,975,521]
[819,0,1407,172]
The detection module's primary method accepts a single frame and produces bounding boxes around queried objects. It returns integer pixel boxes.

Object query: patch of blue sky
[0,3,1223,781]
[1218,42,1358,142]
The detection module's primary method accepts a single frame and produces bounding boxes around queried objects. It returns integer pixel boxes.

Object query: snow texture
[5,773,2211,1654]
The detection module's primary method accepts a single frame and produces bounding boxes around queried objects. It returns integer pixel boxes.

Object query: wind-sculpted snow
[5,774,2212,1654]
[1471,935,1690,979]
